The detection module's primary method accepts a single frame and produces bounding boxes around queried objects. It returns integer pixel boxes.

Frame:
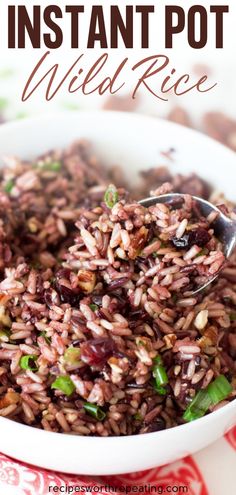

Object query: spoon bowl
[139,193,236,294]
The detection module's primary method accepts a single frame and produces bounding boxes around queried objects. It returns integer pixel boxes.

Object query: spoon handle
[225,219,236,257]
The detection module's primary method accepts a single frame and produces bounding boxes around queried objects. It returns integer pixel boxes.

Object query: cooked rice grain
[0,139,234,436]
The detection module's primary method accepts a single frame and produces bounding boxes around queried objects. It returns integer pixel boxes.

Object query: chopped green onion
[207,375,233,405]
[230,313,236,322]
[152,252,159,258]
[152,356,169,396]
[4,179,14,194]
[51,375,75,396]
[152,380,167,396]
[0,329,10,342]
[172,293,178,304]
[183,389,212,422]
[183,375,233,422]
[196,248,209,257]
[153,355,163,366]
[44,161,62,172]
[153,357,168,386]
[39,331,51,345]
[36,161,62,172]
[137,338,146,347]
[104,185,119,209]
[89,304,98,312]
[84,402,106,420]
[20,355,38,371]
[30,261,41,270]
[64,347,81,365]
[134,412,142,421]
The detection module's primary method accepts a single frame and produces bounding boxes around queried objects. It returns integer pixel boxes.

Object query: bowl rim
[0,109,235,444]
[1,108,236,161]
[0,391,235,445]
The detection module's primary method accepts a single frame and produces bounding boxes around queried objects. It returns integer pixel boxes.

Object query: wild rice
[0,139,234,436]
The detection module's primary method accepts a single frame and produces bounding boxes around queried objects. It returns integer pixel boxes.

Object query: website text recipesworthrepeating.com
[48,484,189,494]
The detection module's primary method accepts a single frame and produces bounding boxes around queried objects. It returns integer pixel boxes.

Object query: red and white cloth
[0,427,235,495]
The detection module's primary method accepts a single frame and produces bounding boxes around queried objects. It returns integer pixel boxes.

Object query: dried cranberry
[54,269,81,304]
[55,281,80,305]
[172,227,211,250]
[57,283,77,303]
[188,227,211,247]
[80,338,116,366]
[172,235,190,248]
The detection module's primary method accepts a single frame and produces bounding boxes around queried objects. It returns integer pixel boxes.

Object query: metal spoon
[139,193,236,295]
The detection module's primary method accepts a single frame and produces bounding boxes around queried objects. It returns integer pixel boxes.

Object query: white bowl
[0,111,235,475]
